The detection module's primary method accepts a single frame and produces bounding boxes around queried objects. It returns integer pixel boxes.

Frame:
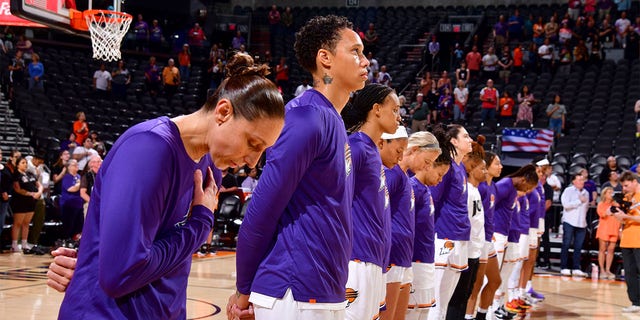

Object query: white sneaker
[560,269,571,276]
[622,305,640,313]
[572,269,587,277]
[10,244,21,252]
[22,242,33,250]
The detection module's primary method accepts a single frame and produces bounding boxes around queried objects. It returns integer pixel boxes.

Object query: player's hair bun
[226,53,270,78]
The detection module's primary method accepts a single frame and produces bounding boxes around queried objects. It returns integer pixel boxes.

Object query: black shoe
[495,306,515,319]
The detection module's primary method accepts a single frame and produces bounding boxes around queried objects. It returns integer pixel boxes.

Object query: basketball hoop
[70,9,132,61]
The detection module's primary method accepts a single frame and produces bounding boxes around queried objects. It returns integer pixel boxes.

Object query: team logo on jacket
[490,194,495,209]
[439,240,455,255]
[344,143,352,177]
[345,288,359,308]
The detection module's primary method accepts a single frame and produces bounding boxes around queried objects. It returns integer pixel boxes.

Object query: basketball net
[84,10,132,61]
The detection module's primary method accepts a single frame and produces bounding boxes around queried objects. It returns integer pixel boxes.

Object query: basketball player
[51,54,285,319]
[341,84,400,320]
[427,124,473,320]
[228,15,370,320]
[382,129,442,320]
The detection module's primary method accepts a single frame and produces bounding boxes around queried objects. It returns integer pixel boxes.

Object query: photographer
[612,171,640,313]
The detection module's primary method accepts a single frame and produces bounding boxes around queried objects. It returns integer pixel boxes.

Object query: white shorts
[538,218,545,236]
[386,265,413,285]
[518,234,530,260]
[434,237,469,271]
[504,241,521,263]
[480,241,497,263]
[528,228,539,249]
[345,261,385,320]
[493,233,508,253]
[408,262,436,309]
[251,288,346,320]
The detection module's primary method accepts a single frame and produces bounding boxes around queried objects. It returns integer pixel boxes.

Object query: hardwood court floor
[1,251,639,319]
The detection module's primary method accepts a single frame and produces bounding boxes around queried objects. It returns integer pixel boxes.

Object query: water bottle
[591,263,599,280]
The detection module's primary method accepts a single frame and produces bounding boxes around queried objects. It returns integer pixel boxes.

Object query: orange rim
[69,9,132,31]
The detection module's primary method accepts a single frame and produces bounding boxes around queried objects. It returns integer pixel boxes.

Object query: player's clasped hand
[226,293,254,320]
[46,247,78,292]
[192,167,218,214]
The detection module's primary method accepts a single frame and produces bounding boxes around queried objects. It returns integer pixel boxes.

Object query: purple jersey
[236,89,354,304]
[411,176,435,264]
[431,161,470,240]
[386,165,415,267]
[478,181,497,242]
[349,132,388,268]
[528,188,542,229]
[59,117,221,319]
[493,177,518,236]
[512,195,531,238]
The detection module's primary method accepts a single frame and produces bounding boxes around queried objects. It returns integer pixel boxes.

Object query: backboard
[10,0,120,36]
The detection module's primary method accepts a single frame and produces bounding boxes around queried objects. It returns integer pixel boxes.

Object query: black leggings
[446,258,480,320]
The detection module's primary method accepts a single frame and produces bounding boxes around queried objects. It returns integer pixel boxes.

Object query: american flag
[501,128,554,153]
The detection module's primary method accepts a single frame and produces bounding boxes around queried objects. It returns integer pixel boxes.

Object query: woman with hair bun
[51,53,286,319]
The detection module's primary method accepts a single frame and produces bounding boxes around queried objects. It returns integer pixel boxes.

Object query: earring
[323,73,333,85]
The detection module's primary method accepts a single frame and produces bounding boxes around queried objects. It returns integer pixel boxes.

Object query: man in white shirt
[538,38,553,73]
[377,65,392,86]
[559,174,589,277]
[93,63,112,100]
[294,78,312,97]
[73,138,99,171]
[481,47,498,81]
[615,11,631,48]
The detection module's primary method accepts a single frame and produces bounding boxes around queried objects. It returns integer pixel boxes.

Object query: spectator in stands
[438,87,453,120]
[602,170,623,192]
[232,31,245,50]
[60,132,77,153]
[0,149,10,238]
[508,9,524,42]
[366,51,379,79]
[149,19,162,52]
[524,13,535,41]
[92,62,111,100]
[73,138,99,172]
[241,167,259,192]
[15,34,33,61]
[494,15,509,50]
[437,70,452,93]
[516,85,537,125]
[8,50,25,99]
[466,45,482,81]
[80,155,101,217]
[600,156,622,184]
[498,45,513,84]
[178,44,191,82]
[453,42,464,69]
[188,23,206,56]
[426,34,440,72]
[144,56,161,97]
[89,131,106,158]
[420,71,434,95]
[557,43,573,75]
[275,57,289,94]
[600,16,615,48]
[482,47,499,81]
[598,0,614,21]
[209,43,225,64]
[27,53,44,91]
[426,81,440,124]
[615,0,631,13]
[559,21,573,45]
[453,80,468,123]
[560,174,589,277]
[294,78,312,97]
[590,35,604,65]
[596,187,620,279]
[281,7,293,34]
[455,61,469,86]
[498,91,515,126]
[162,58,180,100]
[574,40,589,67]
[378,65,392,86]
[624,24,639,61]
[538,38,553,73]
[584,0,597,17]
[546,94,566,138]
[364,23,379,54]
[111,60,130,101]
[219,168,239,206]
[60,159,83,242]
[51,150,70,196]
[410,93,429,132]
[512,43,524,73]
[616,11,632,48]
[73,112,89,144]
[268,4,281,40]
[208,57,224,91]
[10,156,42,253]
[568,0,582,21]
[544,16,560,43]
[479,79,499,125]
[580,168,598,205]
[133,14,149,52]
[533,16,546,46]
